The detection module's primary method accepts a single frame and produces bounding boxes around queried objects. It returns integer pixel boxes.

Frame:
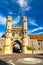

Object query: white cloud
[13,16,20,25]
[17,0,31,11]
[17,0,27,8]
[29,19,38,26]
[0,15,6,25]
[25,6,31,11]
[29,27,43,33]
[8,11,13,15]
[0,15,20,25]
[34,32,43,35]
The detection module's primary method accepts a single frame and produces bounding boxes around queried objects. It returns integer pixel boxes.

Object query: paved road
[0,53,43,65]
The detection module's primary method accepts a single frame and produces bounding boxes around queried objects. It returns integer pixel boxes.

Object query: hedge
[27,46,36,50]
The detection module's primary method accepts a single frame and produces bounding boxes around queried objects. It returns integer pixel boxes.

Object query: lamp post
[32,39,33,56]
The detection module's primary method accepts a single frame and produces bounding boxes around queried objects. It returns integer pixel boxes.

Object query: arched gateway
[4,16,29,54]
[12,40,22,53]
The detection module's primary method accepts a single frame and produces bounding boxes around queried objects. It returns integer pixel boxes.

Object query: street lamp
[32,39,33,56]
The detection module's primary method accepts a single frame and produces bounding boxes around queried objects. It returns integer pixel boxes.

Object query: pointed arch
[12,40,22,53]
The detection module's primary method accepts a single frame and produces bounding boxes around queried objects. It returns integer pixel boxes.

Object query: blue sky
[0,0,43,36]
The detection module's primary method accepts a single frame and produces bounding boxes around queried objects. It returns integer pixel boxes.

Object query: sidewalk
[27,50,43,54]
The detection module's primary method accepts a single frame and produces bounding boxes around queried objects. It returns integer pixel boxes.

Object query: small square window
[38,48,40,50]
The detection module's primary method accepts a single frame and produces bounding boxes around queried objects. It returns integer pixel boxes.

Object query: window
[8,20,11,22]
[19,32,22,36]
[12,33,15,36]
[19,33,21,36]
[38,48,40,50]
[0,48,2,51]
[38,42,40,45]
[24,20,26,22]
[1,43,2,45]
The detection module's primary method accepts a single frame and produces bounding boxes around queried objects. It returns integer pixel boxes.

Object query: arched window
[19,32,22,36]
[12,33,15,36]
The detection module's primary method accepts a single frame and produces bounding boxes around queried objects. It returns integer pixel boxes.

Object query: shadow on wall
[0,60,8,65]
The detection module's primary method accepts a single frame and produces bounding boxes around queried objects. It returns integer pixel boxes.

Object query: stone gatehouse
[0,16,43,54]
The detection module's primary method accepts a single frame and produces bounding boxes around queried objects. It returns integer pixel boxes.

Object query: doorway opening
[13,40,21,53]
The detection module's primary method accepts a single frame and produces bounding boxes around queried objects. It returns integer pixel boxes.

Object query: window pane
[12,33,15,36]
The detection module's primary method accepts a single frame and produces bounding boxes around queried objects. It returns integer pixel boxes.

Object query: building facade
[0,16,43,54]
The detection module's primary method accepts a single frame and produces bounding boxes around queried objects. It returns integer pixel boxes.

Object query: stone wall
[0,37,5,54]
[38,40,43,50]
[30,39,38,50]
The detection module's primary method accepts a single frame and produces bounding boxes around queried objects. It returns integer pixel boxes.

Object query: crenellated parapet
[12,26,22,31]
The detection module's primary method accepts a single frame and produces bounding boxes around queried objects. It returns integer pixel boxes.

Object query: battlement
[12,26,22,31]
